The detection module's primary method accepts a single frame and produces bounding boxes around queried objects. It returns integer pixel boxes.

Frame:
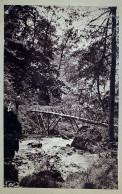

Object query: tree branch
[58,29,72,70]
[43,13,54,53]
[88,10,110,24]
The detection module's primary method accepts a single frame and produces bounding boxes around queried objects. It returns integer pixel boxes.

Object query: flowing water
[12,137,98,185]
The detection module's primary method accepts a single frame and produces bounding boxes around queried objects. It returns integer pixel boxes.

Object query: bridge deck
[27,109,109,128]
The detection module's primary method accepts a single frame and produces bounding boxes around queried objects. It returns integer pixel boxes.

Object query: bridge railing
[27,105,83,118]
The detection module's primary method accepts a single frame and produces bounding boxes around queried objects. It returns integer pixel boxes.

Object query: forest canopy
[4,5,119,141]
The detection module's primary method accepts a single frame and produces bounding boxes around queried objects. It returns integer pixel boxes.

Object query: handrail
[27,109,109,128]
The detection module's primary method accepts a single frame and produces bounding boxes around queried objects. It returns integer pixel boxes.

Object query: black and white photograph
[4,4,119,189]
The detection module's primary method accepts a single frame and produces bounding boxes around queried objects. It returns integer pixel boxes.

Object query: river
[12,136,98,188]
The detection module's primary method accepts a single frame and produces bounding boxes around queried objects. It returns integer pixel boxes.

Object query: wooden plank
[40,113,47,133]
[41,113,47,131]
[50,118,61,132]
[68,118,76,132]
[47,113,50,136]
[35,113,41,131]
[28,110,108,127]
[73,118,79,132]
[49,117,58,129]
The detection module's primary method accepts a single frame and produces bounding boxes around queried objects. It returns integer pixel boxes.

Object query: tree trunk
[109,7,117,141]
[96,74,105,113]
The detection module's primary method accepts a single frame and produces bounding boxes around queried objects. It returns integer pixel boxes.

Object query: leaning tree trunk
[109,7,117,141]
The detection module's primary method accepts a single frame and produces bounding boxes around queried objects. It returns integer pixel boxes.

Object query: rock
[62,135,69,140]
[20,170,64,188]
[88,148,94,154]
[30,142,42,148]
[71,127,103,153]
[78,150,84,154]
[66,144,70,147]
[67,134,74,138]
[22,162,28,165]
[72,147,76,152]
[67,152,72,156]
[27,142,33,146]
[52,170,64,182]
[71,163,78,167]
[60,147,66,151]
[53,146,58,148]
[78,126,88,132]
[53,155,60,160]
[71,136,89,151]
[49,129,59,136]
[84,182,95,189]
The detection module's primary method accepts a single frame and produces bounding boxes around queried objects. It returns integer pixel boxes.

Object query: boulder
[49,129,59,136]
[67,152,73,156]
[78,125,88,132]
[20,170,64,188]
[67,133,74,138]
[27,142,42,148]
[31,143,42,148]
[84,182,95,189]
[66,144,70,147]
[72,147,76,152]
[27,142,33,146]
[62,135,69,140]
[71,136,90,151]
[71,129,103,153]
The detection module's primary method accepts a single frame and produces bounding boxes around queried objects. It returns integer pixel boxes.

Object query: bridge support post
[73,118,79,133]
[49,117,57,129]
[50,118,61,132]
[40,113,47,135]
[47,113,50,136]
[69,118,76,132]
[35,113,41,133]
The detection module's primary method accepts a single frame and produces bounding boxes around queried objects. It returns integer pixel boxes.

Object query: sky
[35,5,111,51]
[4,5,112,51]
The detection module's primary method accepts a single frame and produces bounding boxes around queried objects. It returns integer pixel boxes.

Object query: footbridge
[27,106,108,135]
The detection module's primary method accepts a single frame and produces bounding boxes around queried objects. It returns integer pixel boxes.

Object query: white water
[13,137,98,181]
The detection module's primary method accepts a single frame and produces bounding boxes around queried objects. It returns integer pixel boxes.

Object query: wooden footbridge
[27,106,108,135]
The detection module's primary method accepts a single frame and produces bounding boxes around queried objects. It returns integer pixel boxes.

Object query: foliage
[4,5,63,107]
[4,5,118,140]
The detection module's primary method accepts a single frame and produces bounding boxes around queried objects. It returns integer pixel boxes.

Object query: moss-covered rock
[71,136,89,150]
[20,170,64,188]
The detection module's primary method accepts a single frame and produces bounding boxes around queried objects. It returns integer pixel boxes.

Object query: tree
[4,6,118,141]
[4,5,63,107]
[75,7,118,141]
[109,7,117,141]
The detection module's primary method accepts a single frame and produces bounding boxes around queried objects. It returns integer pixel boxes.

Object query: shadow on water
[4,106,22,187]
